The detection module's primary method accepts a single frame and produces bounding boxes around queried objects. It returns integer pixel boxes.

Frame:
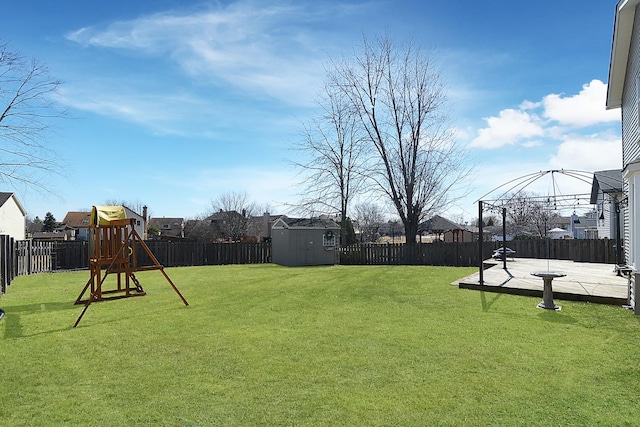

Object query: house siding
[620,6,640,312]
[0,196,25,240]
[622,7,640,166]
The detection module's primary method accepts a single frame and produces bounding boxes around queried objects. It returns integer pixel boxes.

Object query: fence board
[26,238,621,273]
[339,239,618,266]
[0,237,55,293]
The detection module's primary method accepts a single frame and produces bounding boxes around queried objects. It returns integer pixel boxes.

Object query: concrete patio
[456,258,630,306]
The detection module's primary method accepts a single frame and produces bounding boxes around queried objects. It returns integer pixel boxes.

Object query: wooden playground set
[74,206,188,327]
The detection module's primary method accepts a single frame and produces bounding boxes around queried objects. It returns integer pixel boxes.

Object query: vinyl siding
[620,6,640,310]
[623,6,640,166]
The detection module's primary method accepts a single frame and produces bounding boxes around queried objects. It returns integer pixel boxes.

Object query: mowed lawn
[1,264,640,426]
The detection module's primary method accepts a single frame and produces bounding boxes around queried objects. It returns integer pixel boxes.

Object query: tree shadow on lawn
[2,301,77,339]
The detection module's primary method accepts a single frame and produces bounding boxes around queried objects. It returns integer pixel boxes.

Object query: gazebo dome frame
[475,169,624,285]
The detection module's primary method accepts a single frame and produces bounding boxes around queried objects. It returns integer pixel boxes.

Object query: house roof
[0,192,26,216]
[32,231,72,241]
[272,216,340,229]
[590,169,623,203]
[149,217,184,227]
[62,211,91,228]
[607,0,640,109]
[418,215,466,233]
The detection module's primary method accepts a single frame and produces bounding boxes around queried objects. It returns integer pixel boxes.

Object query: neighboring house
[261,213,282,240]
[62,206,146,241]
[607,0,640,312]
[548,227,572,240]
[61,211,91,240]
[0,192,26,240]
[32,230,75,241]
[566,212,599,239]
[418,215,473,243]
[590,169,624,240]
[203,210,279,242]
[148,217,184,239]
[377,221,405,241]
[271,216,340,266]
[122,206,147,240]
[205,210,248,241]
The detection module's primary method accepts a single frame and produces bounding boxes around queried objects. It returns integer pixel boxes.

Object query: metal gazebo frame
[475,169,625,285]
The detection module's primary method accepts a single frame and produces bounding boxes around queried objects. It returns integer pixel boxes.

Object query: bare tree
[293,82,368,246]
[25,214,43,236]
[329,36,470,258]
[209,191,258,241]
[183,215,218,242]
[505,192,558,238]
[0,42,64,191]
[353,202,385,243]
[103,199,149,217]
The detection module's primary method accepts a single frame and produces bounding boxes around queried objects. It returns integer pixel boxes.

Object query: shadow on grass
[5,301,76,314]
[3,313,74,339]
[536,309,578,324]
[3,301,77,339]
[480,291,503,312]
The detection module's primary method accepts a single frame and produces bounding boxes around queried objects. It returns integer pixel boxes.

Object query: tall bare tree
[0,42,64,191]
[329,36,470,258]
[505,192,558,238]
[103,199,149,217]
[353,202,385,243]
[293,82,368,246]
[209,191,258,241]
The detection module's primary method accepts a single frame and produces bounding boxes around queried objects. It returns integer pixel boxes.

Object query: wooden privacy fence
[0,238,618,292]
[340,239,620,266]
[53,240,272,270]
[502,238,619,264]
[340,242,495,267]
[0,236,54,295]
[138,241,271,266]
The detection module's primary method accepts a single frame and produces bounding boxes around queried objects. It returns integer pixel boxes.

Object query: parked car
[493,247,516,260]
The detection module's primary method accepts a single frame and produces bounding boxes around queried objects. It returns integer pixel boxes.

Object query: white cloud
[469,109,544,149]
[64,1,357,107]
[470,79,622,150]
[542,80,620,127]
[55,83,223,137]
[548,133,622,172]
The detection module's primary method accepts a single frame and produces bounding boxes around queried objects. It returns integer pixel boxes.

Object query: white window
[323,230,336,247]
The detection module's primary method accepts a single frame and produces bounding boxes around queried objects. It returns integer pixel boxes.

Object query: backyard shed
[272,216,340,266]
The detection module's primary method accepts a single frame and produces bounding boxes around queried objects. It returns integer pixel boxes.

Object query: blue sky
[0,0,622,223]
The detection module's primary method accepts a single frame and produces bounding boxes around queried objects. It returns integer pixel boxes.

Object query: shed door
[295,231,315,265]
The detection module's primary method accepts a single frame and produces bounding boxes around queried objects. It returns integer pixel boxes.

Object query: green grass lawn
[1,264,640,426]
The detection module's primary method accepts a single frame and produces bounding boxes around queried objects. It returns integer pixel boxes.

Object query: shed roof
[272,216,340,229]
[0,192,26,216]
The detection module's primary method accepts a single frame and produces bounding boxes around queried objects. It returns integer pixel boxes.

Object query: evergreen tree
[344,217,358,246]
[147,224,160,238]
[42,212,57,232]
